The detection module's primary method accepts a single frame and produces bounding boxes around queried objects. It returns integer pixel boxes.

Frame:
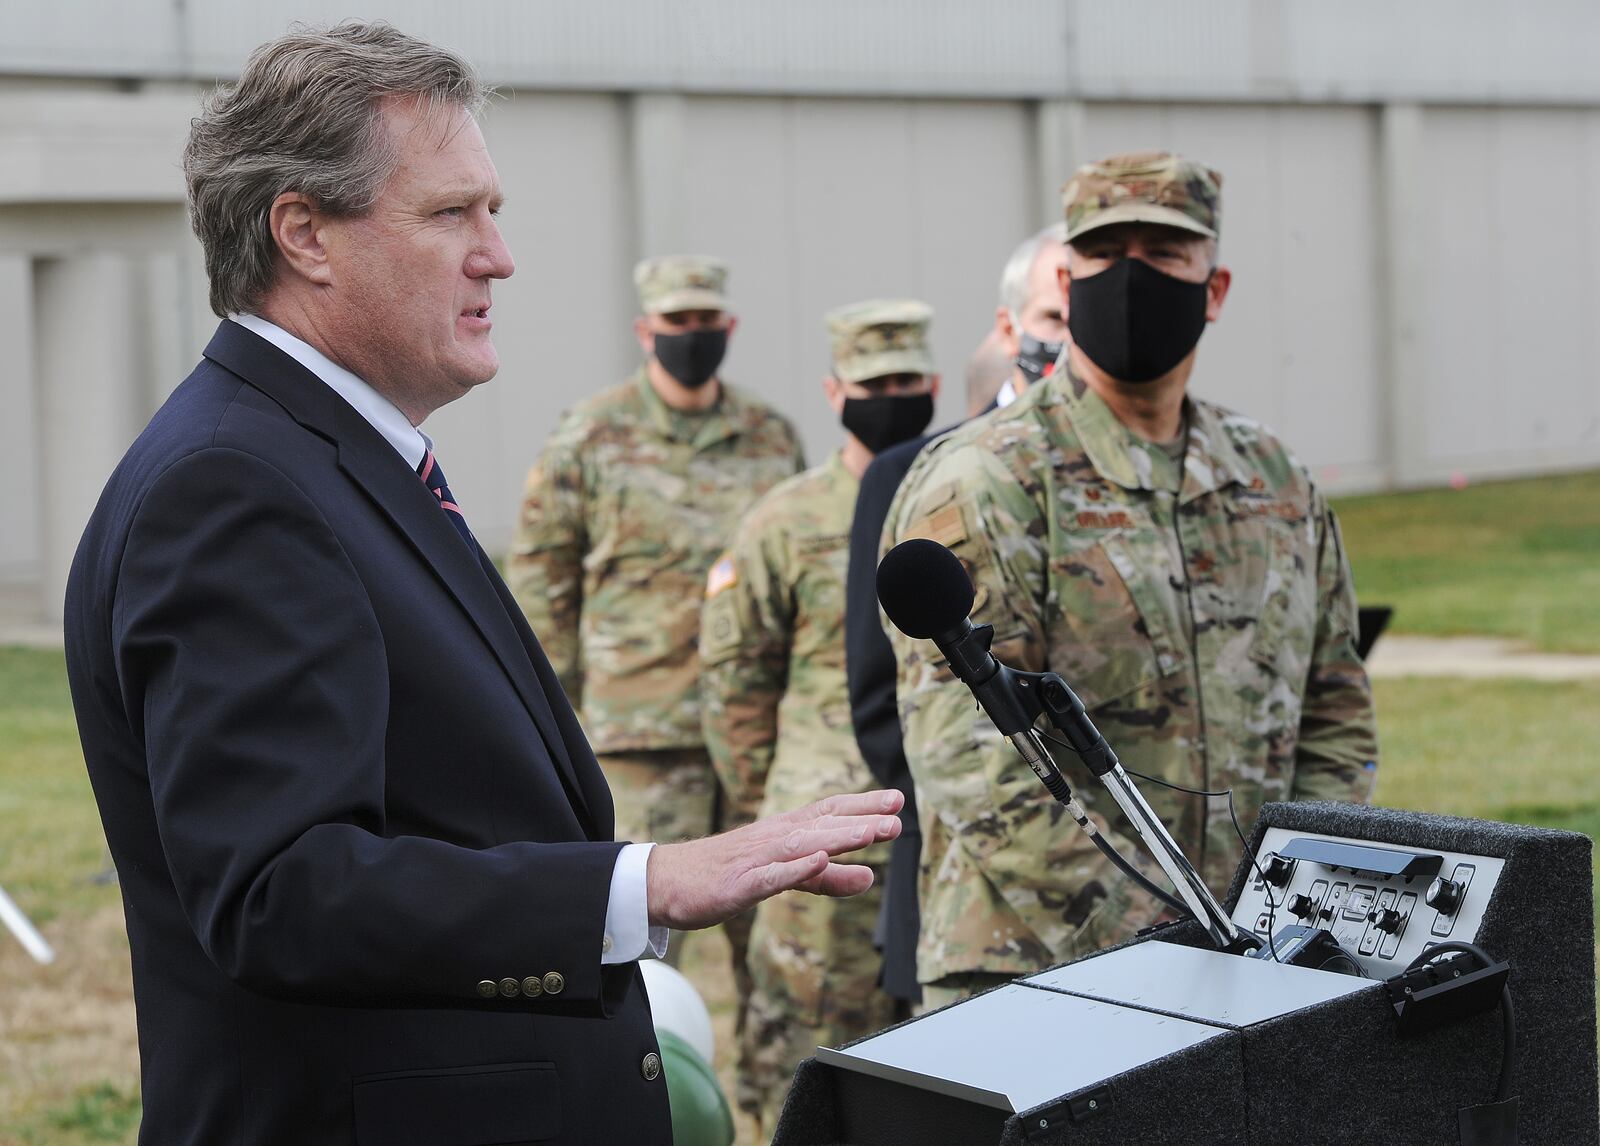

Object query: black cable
[1406,941,1516,1103]
[1040,735,1286,963]
[1035,728,1274,950]
[1086,827,1191,918]
[1123,764,1286,964]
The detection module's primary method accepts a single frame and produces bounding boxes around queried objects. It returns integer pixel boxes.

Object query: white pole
[0,883,56,965]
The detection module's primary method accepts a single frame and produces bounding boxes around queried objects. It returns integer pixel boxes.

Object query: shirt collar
[232,313,431,470]
[631,367,753,450]
[1051,361,1250,502]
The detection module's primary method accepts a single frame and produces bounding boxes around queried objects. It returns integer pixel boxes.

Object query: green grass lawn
[1,646,1594,1143]
[6,472,1600,1142]
[0,647,139,1146]
[1333,468,1600,653]
[0,648,111,929]
[7,465,1600,1137]
[1371,676,1600,936]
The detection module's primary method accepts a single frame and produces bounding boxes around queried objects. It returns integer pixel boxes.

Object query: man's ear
[1205,266,1232,322]
[268,192,333,286]
[633,316,655,356]
[928,373,942,402]
[993,306,1020,358]
[1056,262,1072,318]
[822,374,845,416]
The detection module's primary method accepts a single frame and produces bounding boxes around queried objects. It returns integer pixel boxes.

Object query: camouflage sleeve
[1289,496,1379,803]
[506,430,587,705]
[699,510,792,822]
[781,416,808,475]
[889,444,1147,960]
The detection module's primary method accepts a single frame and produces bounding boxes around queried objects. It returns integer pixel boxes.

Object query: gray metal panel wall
[1416,105,1600,481]
[673,95,1035,456]
[0,254,38,578]
[10,1,1600,105]
[4,79,1600,567]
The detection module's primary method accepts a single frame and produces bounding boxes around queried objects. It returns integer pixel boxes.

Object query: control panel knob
[1426,876,1464,916]
[1287,893,1317,920]
[1262,855,1294,887]
[1368,907,1403,934]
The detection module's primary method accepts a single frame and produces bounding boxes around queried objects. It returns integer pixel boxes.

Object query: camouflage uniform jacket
[701,453,892,865]
[509,369,804,753]
[886,367,1378,983]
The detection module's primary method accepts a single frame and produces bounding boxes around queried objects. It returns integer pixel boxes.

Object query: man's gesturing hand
[645,789,904,931]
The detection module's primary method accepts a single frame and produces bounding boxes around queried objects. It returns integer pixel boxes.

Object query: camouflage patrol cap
[825,299,935,386]
[633,255,730,314]
[1061,151,1222,243]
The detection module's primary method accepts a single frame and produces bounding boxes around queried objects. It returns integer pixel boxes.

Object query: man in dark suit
[63,23,899,1145]
[844,225,1069,1011]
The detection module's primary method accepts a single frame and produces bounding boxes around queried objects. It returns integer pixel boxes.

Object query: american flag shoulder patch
[706,554,738,598]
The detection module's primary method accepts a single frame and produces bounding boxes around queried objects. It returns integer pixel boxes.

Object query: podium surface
[775,802,1598,1146]
[816,981,1225,1113]
[1024,941,1370,1027]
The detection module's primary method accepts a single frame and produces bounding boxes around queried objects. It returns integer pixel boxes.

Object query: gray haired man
[63,22,899,1144]
[992,222,1071,405]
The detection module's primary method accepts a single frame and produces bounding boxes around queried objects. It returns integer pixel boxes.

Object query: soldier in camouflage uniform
[508,256,804,995]
[702,300,939,1137]
[885,152,1379,1011]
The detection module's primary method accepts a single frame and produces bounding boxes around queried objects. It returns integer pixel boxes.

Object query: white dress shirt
[233,314,666,964]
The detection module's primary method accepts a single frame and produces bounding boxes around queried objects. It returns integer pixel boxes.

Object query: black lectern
[773,802,1598,1145]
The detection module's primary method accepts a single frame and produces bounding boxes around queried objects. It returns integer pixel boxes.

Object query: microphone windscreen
[876,538,976,639]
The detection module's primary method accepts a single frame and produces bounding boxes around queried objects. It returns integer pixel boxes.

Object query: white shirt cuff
[602,842,670,964]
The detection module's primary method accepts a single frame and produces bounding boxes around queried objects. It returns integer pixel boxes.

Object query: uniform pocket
[1047,533,1177,710]
[353,1062,561,1145]
[1245,517,1318,688]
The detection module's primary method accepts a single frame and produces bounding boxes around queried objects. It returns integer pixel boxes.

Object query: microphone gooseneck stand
[952,618,1256,955]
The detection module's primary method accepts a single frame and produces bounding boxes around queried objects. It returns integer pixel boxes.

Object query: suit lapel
[479,555,613,838]
[202,321,594,826]
[334,439,594,823]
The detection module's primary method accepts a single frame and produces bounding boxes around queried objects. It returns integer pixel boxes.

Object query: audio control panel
[1230,828,1504,979]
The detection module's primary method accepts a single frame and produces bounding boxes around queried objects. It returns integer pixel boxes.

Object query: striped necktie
[418,449,475,551]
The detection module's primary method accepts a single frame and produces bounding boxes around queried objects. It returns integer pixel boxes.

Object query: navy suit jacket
[63,321,671,1145]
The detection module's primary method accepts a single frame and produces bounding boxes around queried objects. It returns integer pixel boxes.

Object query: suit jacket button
[641,1052,661,1081]
[498,977,520,998]
[542,971,565,996]
[521,976,544,998]
[476,980,498,999]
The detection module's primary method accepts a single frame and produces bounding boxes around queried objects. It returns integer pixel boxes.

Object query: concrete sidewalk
[1364,635,1600,681]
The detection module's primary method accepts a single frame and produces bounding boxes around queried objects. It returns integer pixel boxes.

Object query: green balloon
[656,1028,735,1146]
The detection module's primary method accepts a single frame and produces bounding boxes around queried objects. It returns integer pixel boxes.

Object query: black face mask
[1067,258,1210,383]
[841,393,934,454]
[652,328,728,389]
[1015,330,1066,388]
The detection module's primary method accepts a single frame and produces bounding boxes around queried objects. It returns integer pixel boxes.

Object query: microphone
[876,537,1252,952]
[873,537,974,643]
[879,540,1081,817]
[875,538,1033,734]
[876,538,1115,770]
